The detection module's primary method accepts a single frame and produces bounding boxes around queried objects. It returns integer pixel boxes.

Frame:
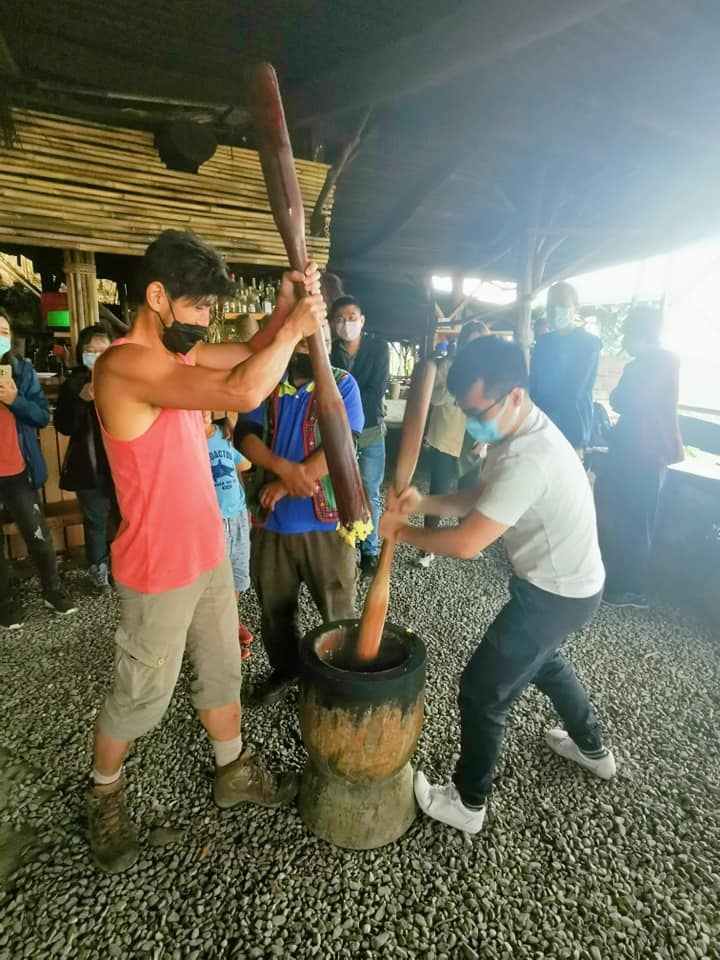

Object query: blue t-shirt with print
[240,371,364,534]
[206,426,247,519]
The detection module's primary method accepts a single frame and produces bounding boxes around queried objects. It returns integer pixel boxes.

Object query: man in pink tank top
[88,230,325,874]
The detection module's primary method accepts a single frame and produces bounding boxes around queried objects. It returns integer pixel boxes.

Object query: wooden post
[422,277,437,360]
[452,274,464,318]
[515,229,535,368]
[63,249,98,349]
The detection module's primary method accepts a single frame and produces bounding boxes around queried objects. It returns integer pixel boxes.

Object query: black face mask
[160,301,207,355]
[289,353,315,382]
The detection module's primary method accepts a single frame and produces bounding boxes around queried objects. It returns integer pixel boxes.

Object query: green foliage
[580,304,628,356]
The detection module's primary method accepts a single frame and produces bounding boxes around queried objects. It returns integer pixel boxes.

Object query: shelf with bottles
[208,310,274,345]
[220,273,280,317]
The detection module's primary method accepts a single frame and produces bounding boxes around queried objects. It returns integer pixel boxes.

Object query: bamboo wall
[0,110,333,265]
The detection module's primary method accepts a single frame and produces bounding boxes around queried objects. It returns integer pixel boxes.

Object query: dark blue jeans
[454,576,603,806]
[76,488,113,567]
[0,470,61,604]
[357,437,386,558]
[424,447,458,530]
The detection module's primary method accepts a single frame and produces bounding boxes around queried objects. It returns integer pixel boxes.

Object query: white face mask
[336,319,362,343]
[547,306,573,331]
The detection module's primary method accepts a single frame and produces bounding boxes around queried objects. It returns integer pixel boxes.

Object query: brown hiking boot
[213,745,298,810]
[87,776,139,874]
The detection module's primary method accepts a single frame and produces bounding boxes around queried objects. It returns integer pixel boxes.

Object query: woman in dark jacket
[54,324,116,588]
[596,306,684,608]
[0,308,77,627]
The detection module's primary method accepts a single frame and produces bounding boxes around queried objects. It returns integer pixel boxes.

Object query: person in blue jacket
[530,282,601,456]
[0,308,77,628]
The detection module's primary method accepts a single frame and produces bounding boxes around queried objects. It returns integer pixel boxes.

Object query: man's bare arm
[190,340,254,370]
[397,511,507,560]
[390,483,482,520]
[96,297,323,415]
[379,509,507,560]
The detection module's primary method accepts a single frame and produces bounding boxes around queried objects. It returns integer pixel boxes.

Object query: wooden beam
[310,109,371,238]
[9,76,240,116]
[0,30,19,76]
[348,150,475,260]
[516,231,535,364]
[0,253,40,295]
[288,0,630,124]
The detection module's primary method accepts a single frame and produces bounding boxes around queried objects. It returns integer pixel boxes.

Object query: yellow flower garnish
[337,518,373,547]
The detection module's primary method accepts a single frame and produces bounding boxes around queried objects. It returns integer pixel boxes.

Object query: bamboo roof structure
[1,0,720,330]
[0,110,332,266]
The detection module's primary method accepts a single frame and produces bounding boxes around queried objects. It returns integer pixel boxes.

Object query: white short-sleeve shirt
[474,405,605,599]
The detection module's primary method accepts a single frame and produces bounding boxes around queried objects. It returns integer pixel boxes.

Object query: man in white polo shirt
[380,335,615,834]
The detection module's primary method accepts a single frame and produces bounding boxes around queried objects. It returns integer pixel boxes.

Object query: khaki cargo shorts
[98,558,242,742]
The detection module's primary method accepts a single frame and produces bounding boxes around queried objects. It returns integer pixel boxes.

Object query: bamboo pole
[63,249,98,349]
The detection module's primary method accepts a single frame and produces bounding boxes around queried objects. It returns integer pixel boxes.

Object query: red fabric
[98,341,224,593]
[0,403,24,477]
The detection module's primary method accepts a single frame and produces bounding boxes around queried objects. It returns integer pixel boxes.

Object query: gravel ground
[0,538,719,960]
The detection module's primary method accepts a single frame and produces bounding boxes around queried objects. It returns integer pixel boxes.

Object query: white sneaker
[416,552,435,569]
[414,771,486,834]
[545,727,616,780]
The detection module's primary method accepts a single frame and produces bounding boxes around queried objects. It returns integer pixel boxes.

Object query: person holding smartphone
[0,308,78,629]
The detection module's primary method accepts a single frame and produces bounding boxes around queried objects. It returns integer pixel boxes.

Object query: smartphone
[0,365,12,380]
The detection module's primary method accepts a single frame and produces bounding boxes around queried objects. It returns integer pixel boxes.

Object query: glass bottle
[248,277,259,314]
[262,277,273,314]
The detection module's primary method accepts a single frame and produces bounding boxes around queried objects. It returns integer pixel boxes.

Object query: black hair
[547,280,579,309]
[131,230,230,306]
[75,323,112,366]
[624,304,662,345]
[331,294,362,318]
[447,335,529,401]
[457,320,489,351]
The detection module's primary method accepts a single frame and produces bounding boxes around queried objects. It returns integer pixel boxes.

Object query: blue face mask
[547,306,573,331]
[465,395,517,445]
[82,351,98,369]
[0,335,11,357]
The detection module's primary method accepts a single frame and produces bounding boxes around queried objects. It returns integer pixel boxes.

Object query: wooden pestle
[356,359,437,663]
[248,63,370,536]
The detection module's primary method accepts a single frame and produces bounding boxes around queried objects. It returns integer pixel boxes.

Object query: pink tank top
[98,340,225,593]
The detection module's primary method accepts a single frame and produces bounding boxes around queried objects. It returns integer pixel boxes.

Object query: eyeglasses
[459,390,511,421]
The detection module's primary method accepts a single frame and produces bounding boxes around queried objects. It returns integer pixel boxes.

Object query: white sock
[92,767,122,786]
[211,734,243,768]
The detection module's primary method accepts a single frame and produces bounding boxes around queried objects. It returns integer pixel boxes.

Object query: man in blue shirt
[530,281,601,454]
[330,296,390,575]
[235,325,364,704]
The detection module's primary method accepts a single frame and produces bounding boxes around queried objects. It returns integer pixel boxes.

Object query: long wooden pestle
[356,359,437,663]
[248,63,371,544]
